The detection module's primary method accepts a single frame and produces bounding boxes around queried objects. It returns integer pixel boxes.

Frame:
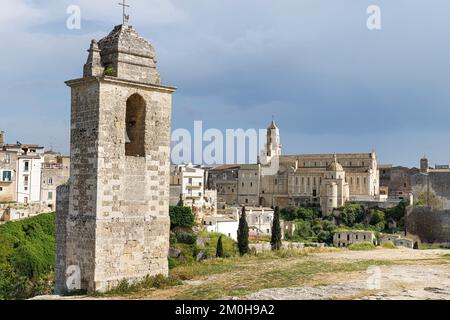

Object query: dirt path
[249,249,450,300]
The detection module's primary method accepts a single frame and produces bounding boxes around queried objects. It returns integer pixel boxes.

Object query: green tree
[216,236,224,258]
[280,206,297,221]
[169,206,195,229]
[237,206,250,256]
[177,194,184,207]
[271,207,282,251]
[338,204,365,227]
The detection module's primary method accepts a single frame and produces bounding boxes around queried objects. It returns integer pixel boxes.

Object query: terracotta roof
[209,165,241,171]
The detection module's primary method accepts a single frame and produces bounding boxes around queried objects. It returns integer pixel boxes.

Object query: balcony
[186,183,202,189]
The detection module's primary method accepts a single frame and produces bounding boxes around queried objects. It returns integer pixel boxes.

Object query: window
[48,192,53,200]
[250,182,253,187]
[0,187,3,192]
[2,171,12,182]
[48,178,53,185]
[125,94,146,157]
[4,154,10,164]
[24,176,29,187]
[24,161,29,172]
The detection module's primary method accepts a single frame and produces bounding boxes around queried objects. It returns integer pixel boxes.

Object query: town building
[379,164,419,200]
[170,164,217,218]
[1,139,45,204]
[0,132,17,203]
[40,151,70,211]
[379,234,414,249]
[203,215,239,241]
[333,230,376,247]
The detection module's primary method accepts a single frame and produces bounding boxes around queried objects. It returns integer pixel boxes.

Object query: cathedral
[209,120,380,215]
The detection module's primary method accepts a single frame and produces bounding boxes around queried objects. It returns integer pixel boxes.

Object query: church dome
[327,156,344,172]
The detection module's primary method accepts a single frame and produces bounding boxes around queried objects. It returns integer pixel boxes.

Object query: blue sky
[1,0,449,167]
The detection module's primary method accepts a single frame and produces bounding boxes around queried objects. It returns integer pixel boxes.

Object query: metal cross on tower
[118,0,130,25]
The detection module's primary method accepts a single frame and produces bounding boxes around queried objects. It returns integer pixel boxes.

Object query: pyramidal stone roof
[84,24,161,85]
[98,24,156,60]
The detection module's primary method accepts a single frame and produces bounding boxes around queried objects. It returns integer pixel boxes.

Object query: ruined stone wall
[406,207,450,246]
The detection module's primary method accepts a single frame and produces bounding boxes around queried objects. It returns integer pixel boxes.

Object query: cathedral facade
[259,120,379,213]
[209,120,380,215]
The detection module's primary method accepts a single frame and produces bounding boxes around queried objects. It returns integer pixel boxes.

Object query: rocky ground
[249,249,450,300]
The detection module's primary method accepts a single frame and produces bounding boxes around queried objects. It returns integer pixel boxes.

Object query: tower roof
[98,24,156,60]
[268,120,278,130]
[95,24,161,84]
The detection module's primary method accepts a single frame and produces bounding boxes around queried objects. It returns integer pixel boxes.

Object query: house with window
[40,151,70,211]
[333,230,376,247]
[0,136,17,203]
[1,141,45,204]
[170,164,217,219]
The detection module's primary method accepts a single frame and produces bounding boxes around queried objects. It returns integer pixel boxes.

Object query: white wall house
[170,164,217,218]
[16,155,43,204]
[203,216,239,241]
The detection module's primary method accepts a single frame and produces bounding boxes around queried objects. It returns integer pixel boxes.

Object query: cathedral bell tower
[55,22,176,294]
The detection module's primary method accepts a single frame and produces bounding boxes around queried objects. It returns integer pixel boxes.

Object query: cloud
[1,0,450,167]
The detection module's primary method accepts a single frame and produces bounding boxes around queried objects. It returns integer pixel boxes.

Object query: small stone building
[333,230,375,247]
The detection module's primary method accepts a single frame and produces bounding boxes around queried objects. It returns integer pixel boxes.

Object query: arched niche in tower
[125,93,146,157]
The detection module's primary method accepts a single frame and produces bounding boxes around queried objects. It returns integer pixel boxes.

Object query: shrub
[348,242,376,251]
[169,206,195,229]
[197,232,237,258]
[175,231,197,245]
[0,213,56,300]
[104,66,114,76]
[381,241,397,249]
[169,232,177,246]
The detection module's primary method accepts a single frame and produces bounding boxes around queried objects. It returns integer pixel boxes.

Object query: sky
[0,0,450,167]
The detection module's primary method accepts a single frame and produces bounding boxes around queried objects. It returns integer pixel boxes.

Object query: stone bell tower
[55,23,176,294]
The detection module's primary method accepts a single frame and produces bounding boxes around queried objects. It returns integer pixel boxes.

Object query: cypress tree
[237,206,250,256]
[177,194,184,207]
[271,206,282,251]
[216,236,224,258]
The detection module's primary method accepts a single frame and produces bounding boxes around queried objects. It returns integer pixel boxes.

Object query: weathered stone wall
[411,172,450,210]
[54,185,69,295]
[406,207,450,246]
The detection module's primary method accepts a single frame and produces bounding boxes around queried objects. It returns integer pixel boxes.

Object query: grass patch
[381,241,397,249]
[173,258,393,300]
[419,245,450,250]
[93,274,182,297]
[170,247,335,281]
[348,242,376,251]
